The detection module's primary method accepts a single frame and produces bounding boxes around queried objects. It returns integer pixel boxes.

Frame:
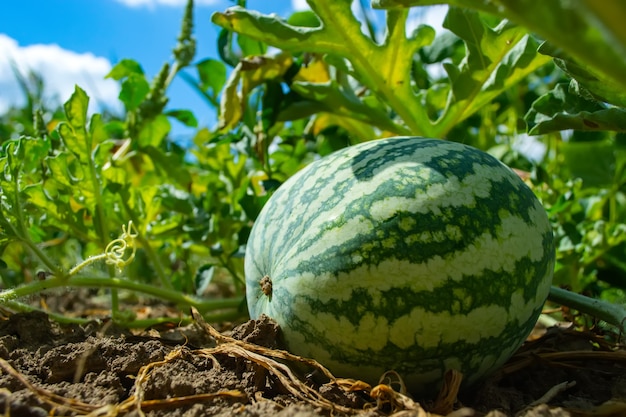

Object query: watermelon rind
[245,137,555,393]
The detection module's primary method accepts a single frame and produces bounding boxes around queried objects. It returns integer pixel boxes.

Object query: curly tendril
[105,221,138,269]
[68,221,138,277]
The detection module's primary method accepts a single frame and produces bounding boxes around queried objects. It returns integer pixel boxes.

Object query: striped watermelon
[245,137,555,393]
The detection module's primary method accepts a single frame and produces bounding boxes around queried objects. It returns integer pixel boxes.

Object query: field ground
[1,294,625,417]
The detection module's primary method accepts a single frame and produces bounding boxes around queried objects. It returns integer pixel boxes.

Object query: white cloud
[406,5,448,36]
[114,0,221,7]
[0,34,120,115]
[291,0,309,11]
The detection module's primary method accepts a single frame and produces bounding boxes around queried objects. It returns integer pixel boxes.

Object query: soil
[1,305,625,417]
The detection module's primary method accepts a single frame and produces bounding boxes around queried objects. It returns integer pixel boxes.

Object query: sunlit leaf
[219,54,294,131]
[431,8,551,137]
[196,58,227,94]
[526,83,626,135]
[287,10,321,27]
[307,112,376,143]
[373,0,626,92]
[539,42,626,108]
[119,73,150,111]
[291,81,404,134]
[58,86,90,162]
[137,114,170,147]
[293,55,330,84]
[106,58,145,80]
[237,33,267,57]
[165,109,198,127]
[212,4,435,135]
[195,264,215,296]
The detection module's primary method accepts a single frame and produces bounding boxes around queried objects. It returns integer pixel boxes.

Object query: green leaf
[237,34,267,57]
[142,145,192,187]
[560,139,618,188]
[119,73,150,111]
[290,81,407,134]
[420,30,462,64]
[47,152,84,187]
[526,83,626,135]
[137,114,171,147]
[106,59,145,80]
[1,136,51,174]
[217,28,239,67]
[89,113,109,146]
[196,58,227,94]
[307,112,376,143]
[195,264,215,296]
[218,54,294,131]
[538,42,626,108]
[372,0,626,92]
[430,8,551,137]
[58,86,90,163]
[165,109,198,127]
[287,10,321,27]
[212,4,435,135]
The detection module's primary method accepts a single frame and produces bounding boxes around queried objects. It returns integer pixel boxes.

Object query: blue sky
[0,0,446,142]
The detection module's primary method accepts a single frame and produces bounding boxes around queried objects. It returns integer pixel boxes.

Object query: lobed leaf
[212,2,435,135]
[213,2,549,138]
[373,0,626,93]
[538,43,626,109]
[526,83,626,135]
[58,86,90,163]
[218,54,294,131]
[423,8,550,137]
[291,81,407,135]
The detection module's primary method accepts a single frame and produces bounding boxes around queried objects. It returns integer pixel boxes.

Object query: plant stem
[0,275,243,314]
[548,286,626,333]
[4,299,245,327]
[9,173,64,277]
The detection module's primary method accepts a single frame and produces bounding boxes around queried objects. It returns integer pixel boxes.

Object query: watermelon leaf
[291,81,410,135]
[218,54,293,131]
[212,3,435,136]
[372,0,626,93]
[526,83,626,135]
[430,8,550,137]
[195,264,216,296]
[212,3,548,138]
[58,86,90,163]
[538,43,626,109]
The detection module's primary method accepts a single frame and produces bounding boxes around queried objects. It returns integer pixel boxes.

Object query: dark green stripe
[283,302,541,383]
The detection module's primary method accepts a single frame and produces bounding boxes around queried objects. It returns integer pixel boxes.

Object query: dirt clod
[1,311,625,416]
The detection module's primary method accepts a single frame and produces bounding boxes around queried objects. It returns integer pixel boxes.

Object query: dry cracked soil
[1,304,626,417]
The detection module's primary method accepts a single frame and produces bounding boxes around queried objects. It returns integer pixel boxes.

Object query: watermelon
[244,137,555,393]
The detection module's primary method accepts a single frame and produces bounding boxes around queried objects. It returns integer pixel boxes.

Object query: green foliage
[211,3,549,138]
[372,0,626,93]
[1,0,626,327]
[211,0,626,307]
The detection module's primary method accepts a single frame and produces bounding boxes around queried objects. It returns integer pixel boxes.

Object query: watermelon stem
[548,286,626,334]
